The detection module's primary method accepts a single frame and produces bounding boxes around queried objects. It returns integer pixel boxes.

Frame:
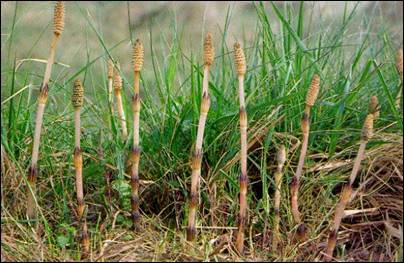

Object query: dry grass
[1,129,402,262]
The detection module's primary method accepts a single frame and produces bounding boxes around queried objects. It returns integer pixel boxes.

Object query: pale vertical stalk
[273,145,286,251]
[27,1,65,220]
[187,33,214,242]
[107,59,114,117]
[187,93,210,241]
[131,39,144,230]
[290,74,320,241]
[233,42,247,254]
[113,71,128,140]
[325,113,374,261]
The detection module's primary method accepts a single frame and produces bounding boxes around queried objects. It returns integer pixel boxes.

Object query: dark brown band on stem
[189,192,198,207]
[28,165,38,183]
[296,223,307,241]
[186,227,196,241]
[239,173,248,188]
[131,195,139,210]
[301,113,309,134]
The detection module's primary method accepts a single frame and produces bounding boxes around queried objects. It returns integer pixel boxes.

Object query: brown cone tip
[397,48,403,78]
[368,96,379,114]
[361,114,374,140]
[113,72,122,91]
[204,32,214,66]
[72,79,84,108]
[133,39,144,72]
[54,1,65,36]
[305,74,320,107]
[234,42,246,76]
[107,59,114,79]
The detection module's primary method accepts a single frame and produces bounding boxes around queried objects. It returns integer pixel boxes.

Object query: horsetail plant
[107,59,114,116]
[290,74,320,240]
[325,112,375,261]
[272,145,286,251]
[113,65,128,140]
[187,33,214,241]
[72,79,89,257]
[27,1,65,220]
[130,39,144,230]
[396,48,403,108]
[233,42,248,254]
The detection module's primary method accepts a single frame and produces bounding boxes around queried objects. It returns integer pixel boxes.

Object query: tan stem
[74,147,84,220]
[27,102,46,219]
[236,74,247,255]
[75,109,81,148]
[187,69,211,241]
[272,163,284,250]
[43,36,59,88]
[81,220,90,259]
[325,140,368,261]
[202,66,210,95]
[187,111,209,241]
[325,185,352,261]
[291,106,311,238]
[27,34,61,220]
[349,141,367,185]
[108,78,114,115]
[115,92,128,140]
[131,89,141,229]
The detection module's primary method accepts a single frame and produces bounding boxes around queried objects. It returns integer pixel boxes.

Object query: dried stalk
[130,39,144,230]
[187,33,214,241]
[290,74,320,240]
[113,67,128,140]
[273,145,286,251]
[325,113,374,261]
[233,42,248,254]
[27,1,65,220]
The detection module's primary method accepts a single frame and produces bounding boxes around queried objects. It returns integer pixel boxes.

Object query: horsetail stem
[81,220,90,258]
[72,79,89,257]
[290,74,320,240]
[113,66,128,140]
[273,145,286,251]
[107,59,114,116]
[368,96,379,120]
[233,42,248,255]
[27,1,65,220]
[130,39,144,230]
[325,113,374,261]
[187,92,211,241]
[72,79,84,219]
[396,48,403,108]
[186,33,214,241]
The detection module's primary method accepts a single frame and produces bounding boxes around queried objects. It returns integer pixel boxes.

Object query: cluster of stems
[272,145,286,251]
[130,39,144,230]
[187,33,214,241]
[324,112,374,261]
[290,74,320,240]
[27,1,65,220]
